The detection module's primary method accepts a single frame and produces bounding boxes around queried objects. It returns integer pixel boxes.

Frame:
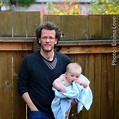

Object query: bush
[89,0,119,14]
[47,0,81,15]
[10,0,35,6]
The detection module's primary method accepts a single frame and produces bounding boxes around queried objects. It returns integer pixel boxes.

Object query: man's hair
[36,21,63,46]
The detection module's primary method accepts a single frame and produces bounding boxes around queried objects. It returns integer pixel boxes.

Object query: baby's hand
[75,78,89,88]
[59,86,66,92]
[82,82,88,88]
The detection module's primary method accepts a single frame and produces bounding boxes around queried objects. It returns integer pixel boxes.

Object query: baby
[53,62,88,92]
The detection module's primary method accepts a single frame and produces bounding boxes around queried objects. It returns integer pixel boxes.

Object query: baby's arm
[53,75,66,92]
[75,77,89,88]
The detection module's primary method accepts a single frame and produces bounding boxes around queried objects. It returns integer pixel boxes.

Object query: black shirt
[18,50,72,114]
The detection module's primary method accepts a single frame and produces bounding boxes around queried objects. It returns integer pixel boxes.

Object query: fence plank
[94,54,101,119]
[116,15,119,38]
[88,15,102,40]
[78,54,89,119]
[13,51,32,119]
[88,54,94,119]
[26,12,40,37]
[101,54,114,119]
[43,15,48,22]
[13,12,27,37]
[114,54,119,119]
[0,12,12,37]
[102,15,113,39]
[45,15,62,28]
[61,15,75,40]
[106,54,115,118]
[74,15,88,40]
[0,52,13,119]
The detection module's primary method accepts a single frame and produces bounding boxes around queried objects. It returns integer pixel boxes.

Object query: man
[18,21,72,119]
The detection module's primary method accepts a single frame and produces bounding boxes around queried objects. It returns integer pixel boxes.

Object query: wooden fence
[43,15,119,40]
[0,12,119,119]
[0,11,40,119]
[57,42,119,119]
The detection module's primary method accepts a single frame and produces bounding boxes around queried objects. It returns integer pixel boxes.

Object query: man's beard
[41,45,54,52]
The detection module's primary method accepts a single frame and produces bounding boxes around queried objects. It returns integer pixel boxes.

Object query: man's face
[39,29,57,52]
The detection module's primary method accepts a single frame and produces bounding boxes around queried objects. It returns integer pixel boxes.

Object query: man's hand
[71,100,77,106]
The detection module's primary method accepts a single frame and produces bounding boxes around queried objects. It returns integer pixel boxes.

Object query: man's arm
[22,92,38,111]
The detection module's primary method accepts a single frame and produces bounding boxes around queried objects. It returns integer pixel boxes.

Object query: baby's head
[66,62,82,74]
[65,62,82,83]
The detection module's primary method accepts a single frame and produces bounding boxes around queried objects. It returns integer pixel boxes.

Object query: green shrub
[89,0,119,14]
[10,0,35,6]
[47,0,81,15]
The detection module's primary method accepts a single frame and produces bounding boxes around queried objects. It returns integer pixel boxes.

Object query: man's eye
[41,36,55,40]
[49,37,54,40]
[41,37,47,39]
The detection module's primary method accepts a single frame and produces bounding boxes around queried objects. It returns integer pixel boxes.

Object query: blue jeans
[29,111,55,119]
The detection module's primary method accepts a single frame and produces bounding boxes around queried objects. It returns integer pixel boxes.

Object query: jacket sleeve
[17,56,30,95]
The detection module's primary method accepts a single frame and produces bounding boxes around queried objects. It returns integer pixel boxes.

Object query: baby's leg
[65,107,71,119]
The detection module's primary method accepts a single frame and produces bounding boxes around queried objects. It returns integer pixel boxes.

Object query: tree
[10,0,35,6]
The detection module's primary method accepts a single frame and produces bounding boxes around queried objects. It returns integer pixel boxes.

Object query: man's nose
[46,38,50,42]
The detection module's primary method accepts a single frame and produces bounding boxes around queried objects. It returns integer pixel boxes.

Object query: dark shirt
[18,50,71,114]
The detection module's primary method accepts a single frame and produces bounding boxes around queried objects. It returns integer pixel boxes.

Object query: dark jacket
[18,50,71,114]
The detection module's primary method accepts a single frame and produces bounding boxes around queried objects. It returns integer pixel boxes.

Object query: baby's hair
[66,62,82,74]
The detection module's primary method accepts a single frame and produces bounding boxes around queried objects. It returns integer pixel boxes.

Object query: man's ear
[39,38,41,43]
[55,39,58,44]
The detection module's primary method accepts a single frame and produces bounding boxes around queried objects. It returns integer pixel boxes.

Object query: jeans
[29,111,55,119]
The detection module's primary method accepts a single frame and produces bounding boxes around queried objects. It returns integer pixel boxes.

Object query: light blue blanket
[51,74,93,119]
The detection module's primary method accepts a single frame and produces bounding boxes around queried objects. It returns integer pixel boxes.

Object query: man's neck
[40,49,55,61]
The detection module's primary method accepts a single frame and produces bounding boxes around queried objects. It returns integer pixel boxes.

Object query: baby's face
[66,71,80,84]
